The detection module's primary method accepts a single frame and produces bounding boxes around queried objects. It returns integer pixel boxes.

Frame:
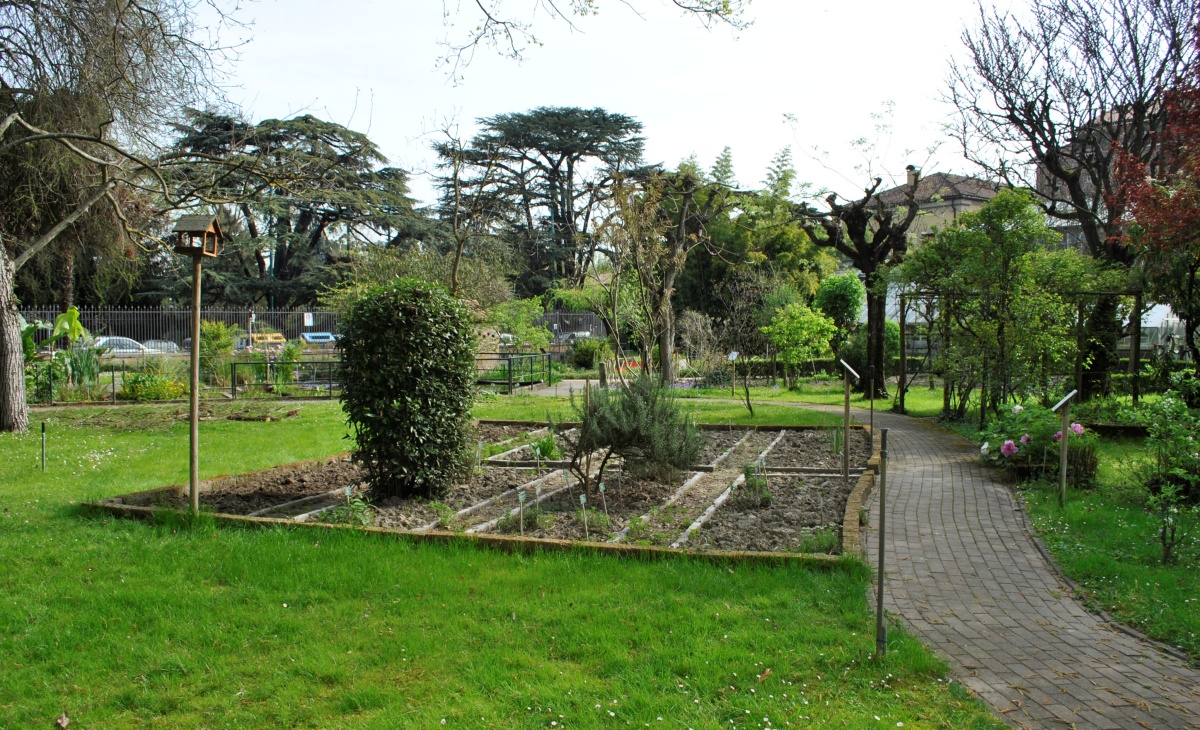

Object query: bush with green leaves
[978,403,1098,485]
[556,374,702,499]
[570,337,609,369]
[199,320,244,386]
[339,278,476,499]
[119,372,187,401]
[1143,394,1200,563]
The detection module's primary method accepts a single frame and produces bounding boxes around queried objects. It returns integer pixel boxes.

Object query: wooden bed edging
[93,421,880,563]
[476,419,867,432]
[83,500,845,568]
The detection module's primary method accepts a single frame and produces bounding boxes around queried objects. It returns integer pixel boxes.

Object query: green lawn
[1018,437,1200,661]
[475,393,844,427]
[675,383,950,420]
[0,401,1001,728]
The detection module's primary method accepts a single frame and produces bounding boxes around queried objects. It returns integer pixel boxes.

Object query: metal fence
[476,352,552,394]
[539,311,606,339]
[19,306,341,350]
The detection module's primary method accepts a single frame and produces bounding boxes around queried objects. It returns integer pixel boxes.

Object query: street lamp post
[171,215,223,514]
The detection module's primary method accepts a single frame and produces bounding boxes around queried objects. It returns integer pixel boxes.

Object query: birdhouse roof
[172,215,222,235]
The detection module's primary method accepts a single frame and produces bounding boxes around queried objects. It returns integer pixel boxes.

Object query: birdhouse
[171,214,222,258]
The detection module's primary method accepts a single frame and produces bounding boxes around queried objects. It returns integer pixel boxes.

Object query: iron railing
[476,352,552,394]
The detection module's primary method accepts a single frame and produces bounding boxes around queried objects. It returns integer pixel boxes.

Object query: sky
[220,0,990,208]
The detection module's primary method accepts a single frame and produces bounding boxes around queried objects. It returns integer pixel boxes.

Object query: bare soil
[763,429,871,470]
[691,475,848,553]
[697,429,746,465]
[133,424,865,554]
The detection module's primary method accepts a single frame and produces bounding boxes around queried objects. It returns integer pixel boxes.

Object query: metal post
[189,254,202,515]
[876,428,889,656]
[898,295,907,414]
[844,368,851,491]
[1059,402,1070,507]
[111,365,116,403]
[41,422,46,472]
[48,359,53,405]
[231,362,236,400]
[507,355,514,396]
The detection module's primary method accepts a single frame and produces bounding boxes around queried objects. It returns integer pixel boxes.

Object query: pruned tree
[947,0,1198,397]
[800,172,921,398]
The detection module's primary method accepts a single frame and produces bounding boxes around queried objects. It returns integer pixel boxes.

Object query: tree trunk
[657,307,675,385]
[1129,291,1143,405]
[0,245,29,433]
[62,239,75,310]
[865,285,888,399]
[1082,294,1120,400]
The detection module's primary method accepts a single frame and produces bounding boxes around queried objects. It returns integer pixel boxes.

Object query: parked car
[92,336,148,356]
[143,339,181,354]
[551,331,593,346]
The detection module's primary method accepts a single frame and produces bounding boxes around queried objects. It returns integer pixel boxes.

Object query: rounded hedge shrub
[339,278,476,499]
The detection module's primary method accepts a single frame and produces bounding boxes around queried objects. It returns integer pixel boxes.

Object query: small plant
[497,505,552,533]
[326,489,373,526]
[734,462,771,508]
[576,505,610,538]
[1147,481,1197,565]
[796,526,841,554]
[428,501,457,530]
[530,433,560,461]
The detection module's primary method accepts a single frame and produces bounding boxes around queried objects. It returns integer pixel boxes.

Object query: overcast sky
[222,0,995,207]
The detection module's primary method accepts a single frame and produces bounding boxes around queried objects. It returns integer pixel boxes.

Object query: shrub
[339,278,476,499]
[199,320,244,386]
[732,462,771,508]
[571,337,609,369]
[978,403,1098,486]
[119,373,186,401]
[556,373,702,499]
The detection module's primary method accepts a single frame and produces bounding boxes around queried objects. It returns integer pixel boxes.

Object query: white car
[143,339,181,354]
[93,336,148,355]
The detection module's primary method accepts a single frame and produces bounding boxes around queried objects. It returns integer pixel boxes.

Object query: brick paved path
[863,410,1200,729]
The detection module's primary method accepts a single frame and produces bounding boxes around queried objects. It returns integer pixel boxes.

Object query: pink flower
[1053,430,1062,442]
[1070,423,1085,435]
[1019,434,1031,444]
[1000,440,1019,458]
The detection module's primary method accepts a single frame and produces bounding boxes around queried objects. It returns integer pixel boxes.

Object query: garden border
[85,420,881,564]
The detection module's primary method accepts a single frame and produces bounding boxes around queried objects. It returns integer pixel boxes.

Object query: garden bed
[93,423,876,558]
[690,475,849,553]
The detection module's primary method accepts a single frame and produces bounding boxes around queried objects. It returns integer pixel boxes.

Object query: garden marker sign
[839,360,859,491]
[1052,390,1078,508]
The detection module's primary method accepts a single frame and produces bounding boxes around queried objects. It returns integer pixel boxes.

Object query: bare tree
[0,0,258,433]
[947,0,1198,396]
[438,0,750,80]
[801,172,920,399]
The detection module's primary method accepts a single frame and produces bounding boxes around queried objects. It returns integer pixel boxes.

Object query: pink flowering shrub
[978,403,1097,484]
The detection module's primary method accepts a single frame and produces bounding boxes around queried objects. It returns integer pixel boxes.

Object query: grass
[475,393,843,426]
[1016,437,1200,661]
[0,400,1001,728]
[675,382,950,420]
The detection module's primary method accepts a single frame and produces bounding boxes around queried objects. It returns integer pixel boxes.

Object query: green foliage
[570,337,609,369]
[118,372,187,401]
[814,274,865,351]
[558,374,703,495]
[761,302,837,368]
[530,432,560,461]
[199,320,244,386]
[1144,395,1200,504]
[842,320,900,377]
[978,404,1098,485]
[325,490,375,527]
[734,462,771,508]
[487,298,551,350]
[339,278,476,499]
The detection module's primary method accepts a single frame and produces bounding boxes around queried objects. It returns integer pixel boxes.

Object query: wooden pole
[189,254,202,515]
